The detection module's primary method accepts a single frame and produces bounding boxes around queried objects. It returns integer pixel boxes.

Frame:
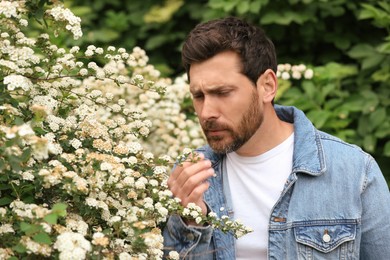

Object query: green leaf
[237,1,250,14]
[0,197,13,206]
[52,202,67,217]
[358,116,370,136]
[301,81,317,100]
[13,117,24,126]
[33,126,47,135]
[33,232,52,245]
[88,29,119,42]
[52,202,67,211]
[384,141,390,156]
[377,42,390,54]
[20,222,30,232]
[0,183,12,190]
[347,44,375,59]
[0,158,5,171]
[20,148,32,162]
[12,243,27,254]
[261,11,309,25]
[339,97,365,112]
[326,118,352,130]
[44,213,58,224]
[361,54,385,70]
[363,135,376,152]
[368,108,386,131]
[249,1,263,13]
[306,110,331,129]
[361,91,380,114]
[8,156,21,173]
[335,129,356,141]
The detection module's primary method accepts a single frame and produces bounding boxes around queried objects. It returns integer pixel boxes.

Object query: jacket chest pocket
[294,222,357,259]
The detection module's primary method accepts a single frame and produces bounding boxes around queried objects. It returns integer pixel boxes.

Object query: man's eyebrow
[190,85,236,94]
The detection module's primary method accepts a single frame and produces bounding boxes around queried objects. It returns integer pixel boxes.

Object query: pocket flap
[294,223,356,253]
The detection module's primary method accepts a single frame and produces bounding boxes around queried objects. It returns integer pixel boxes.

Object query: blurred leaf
[20,148,32,162]
[33,232,52,245]
[302,81,317,100]
[237,1,250,14]
[384,141,390,156]
[261,11,311,25]
[209,0,239,12]
[249,1,264,13]
[314,62,357,80]
[375,121,390,138]
[363,135,376,152]
[368,108,386,131]
[335,129,357,140]
[0,183,12,191]
[372,66,390,82]
[338,96,365,112]
[52,203,67,217]
[105,11,129,31]
[12,243,27,254]
[361,90,380,113]
[8,155,21,173]
[326,117,352,129]
[358,116,370,136]
[361,53,385,70]
[377,42,390,54]
[0,157,5,171]
[359,3,390,28]
[348,44,375,59]
[306,110,331,128]
[0,197,13,206]
[44,213,58,224]
[20,222,40,235]
[86,29,119,42]
[144,0,184,23]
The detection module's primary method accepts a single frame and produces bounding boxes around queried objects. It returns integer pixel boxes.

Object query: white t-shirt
[226,133,294,259]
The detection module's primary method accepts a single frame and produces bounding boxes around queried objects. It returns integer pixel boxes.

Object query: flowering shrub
[0,1,251,259]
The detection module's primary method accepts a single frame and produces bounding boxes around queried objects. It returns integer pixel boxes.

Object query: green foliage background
[59,0,389,184]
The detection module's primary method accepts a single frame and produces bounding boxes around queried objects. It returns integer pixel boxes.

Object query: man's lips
[206,129,226,136]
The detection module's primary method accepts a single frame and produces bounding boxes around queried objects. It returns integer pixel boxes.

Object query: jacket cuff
[166,214,213,244]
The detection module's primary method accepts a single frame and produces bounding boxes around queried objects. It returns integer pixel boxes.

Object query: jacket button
[323,233,331,243]
[186,233,195,240]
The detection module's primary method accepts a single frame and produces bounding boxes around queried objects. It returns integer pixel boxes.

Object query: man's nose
[199,96,219,121]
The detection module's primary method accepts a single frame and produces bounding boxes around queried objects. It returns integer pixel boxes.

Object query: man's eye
[192,94,204,99]
[217,91,230,96]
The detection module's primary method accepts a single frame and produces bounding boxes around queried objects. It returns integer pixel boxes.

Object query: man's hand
[167,153,215,223]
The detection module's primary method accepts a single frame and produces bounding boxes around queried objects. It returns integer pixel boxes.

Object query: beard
[201,91,264,154]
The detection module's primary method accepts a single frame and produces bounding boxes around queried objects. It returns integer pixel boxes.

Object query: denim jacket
[163,105,390,259]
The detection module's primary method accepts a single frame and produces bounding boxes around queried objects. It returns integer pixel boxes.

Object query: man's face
[189,51,264,154]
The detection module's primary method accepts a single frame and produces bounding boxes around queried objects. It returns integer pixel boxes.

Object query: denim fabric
[163,105,390,259]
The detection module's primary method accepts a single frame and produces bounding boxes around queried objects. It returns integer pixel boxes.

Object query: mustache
[202,120,231,131]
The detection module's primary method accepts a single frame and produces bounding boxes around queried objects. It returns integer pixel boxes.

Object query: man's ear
[256,69,277,103]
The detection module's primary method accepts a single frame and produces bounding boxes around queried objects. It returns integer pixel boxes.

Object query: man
[163,17,390,259]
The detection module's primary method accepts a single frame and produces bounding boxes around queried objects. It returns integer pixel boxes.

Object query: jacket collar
[275,105,326,176]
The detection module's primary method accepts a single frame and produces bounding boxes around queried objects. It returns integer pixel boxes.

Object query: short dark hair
[182,17,277,84]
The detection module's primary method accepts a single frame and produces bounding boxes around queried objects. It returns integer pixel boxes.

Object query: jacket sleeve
[360,156,390,259]
[163,214,214,259]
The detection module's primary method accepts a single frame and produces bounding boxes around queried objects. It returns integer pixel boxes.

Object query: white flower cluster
[0,1,21,18]
[0,3,255,259]
[277,63,314,80]
[53,232,91,260]
[4,74,33,91]
[46,5,82,39]
[21,236,52,257]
